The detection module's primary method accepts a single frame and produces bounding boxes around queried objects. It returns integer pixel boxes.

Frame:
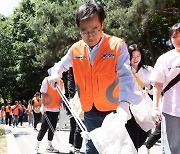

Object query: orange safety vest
[5,106,11,112]
[5,106,12,115]
[43,77,63,109]
[32,97,41,107]
[0,109,5,117]
[72,34,123,112]
[12,105,19,116]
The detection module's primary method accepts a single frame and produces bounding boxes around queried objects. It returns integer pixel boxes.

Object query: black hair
[35,92,40,96]
[75,1,105,27]
[128,44,147,72]
[169,23,180,38]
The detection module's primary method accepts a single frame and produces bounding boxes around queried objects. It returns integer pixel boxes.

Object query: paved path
[4,122,161,154]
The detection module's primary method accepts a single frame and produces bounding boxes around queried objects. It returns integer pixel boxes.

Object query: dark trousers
[146,123,161,149]
[69,117,83,149]
[18,115,24,126]
[84,105,113,154]
[33,111,42,129]
[37,111,59,141]
[5,113,12,126]
[126,115,148,150]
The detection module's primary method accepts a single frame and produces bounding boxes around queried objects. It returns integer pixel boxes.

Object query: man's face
[79,14,104,47]
[171,32,180,52]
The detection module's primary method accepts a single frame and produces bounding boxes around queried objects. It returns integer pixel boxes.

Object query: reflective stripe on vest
[43,77,63,109]
[72,34,123,112]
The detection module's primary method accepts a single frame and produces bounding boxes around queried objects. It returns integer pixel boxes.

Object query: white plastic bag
[131,92,155,132]
[69,92,84,120]
[58,92,83,130]
[89,112,137,154]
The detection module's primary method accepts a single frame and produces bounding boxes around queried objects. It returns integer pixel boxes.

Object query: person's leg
[74,123,83,151]
[12,116,15,126]
[30,114,34,127]
[126,116,148,150]
[33,112,38,129]
[19,115,23,126]
[37,113,42,125]
[9,115,12,126]
[146,123,161,149]
[45,112,59,153]
[34,112,41,129]
[163,113,180,154]
[28,114,30,126]
[69,117,76,145]
[14,115,18,126]
[47,112,59,141]
[5,114,8,125]
[37,114,49,141]
[84,105,112,154]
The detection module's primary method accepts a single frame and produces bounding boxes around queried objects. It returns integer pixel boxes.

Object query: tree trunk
[0,88,7,104]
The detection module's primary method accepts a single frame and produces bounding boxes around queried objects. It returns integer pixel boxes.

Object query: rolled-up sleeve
[116,42,141,104]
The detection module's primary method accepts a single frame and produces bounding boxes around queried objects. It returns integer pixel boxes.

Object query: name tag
[74,55,86,59]
[102,53,115,59]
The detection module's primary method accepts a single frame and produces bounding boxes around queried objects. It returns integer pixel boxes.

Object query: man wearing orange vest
[5,102,12,126]
[34,76,64,153]
[32,92,42,131]
[0,106,5,124]
[12,101,19,127]
[48,2,140,154]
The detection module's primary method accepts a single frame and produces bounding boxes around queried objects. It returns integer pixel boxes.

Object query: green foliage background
[0,0,179,105]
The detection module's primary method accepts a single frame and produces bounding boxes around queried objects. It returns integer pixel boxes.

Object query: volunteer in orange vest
[12,101,19,127]
[0,106,5,124]
[32,92,42,131]
[5,102,12,126]
[26,99,34,127]
[34,76,64,153]
[18,101,26,126]
[48,2,140,154]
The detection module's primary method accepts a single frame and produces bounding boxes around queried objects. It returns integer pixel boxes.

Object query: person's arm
[67,67,76,98]
[144,66,154,95]
[153,82,163,109]
[151,81,163,124]
[48,48,72,88]
[41,93,46,105]
[40,78,49,114]
[51,48,72,77]
[40,78,49,106]
[116,42,141,104]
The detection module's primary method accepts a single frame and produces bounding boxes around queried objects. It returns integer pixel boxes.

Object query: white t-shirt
[132,66,154,95]
[150,49,180,117]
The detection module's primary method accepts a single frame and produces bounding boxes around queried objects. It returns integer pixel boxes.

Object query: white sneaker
[69,145,74,154]
[74,148,81,154]
[46,145,59,153]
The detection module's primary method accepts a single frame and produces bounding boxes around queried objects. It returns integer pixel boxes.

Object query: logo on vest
[102,53,115,59]
[74,55,86,59]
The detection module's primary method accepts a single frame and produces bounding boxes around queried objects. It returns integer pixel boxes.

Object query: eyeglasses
[80,29,100,37]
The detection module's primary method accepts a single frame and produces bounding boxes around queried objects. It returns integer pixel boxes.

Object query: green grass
[0,125,8,154]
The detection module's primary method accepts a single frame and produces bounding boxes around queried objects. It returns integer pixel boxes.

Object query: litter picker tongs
[56,85,87,132]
